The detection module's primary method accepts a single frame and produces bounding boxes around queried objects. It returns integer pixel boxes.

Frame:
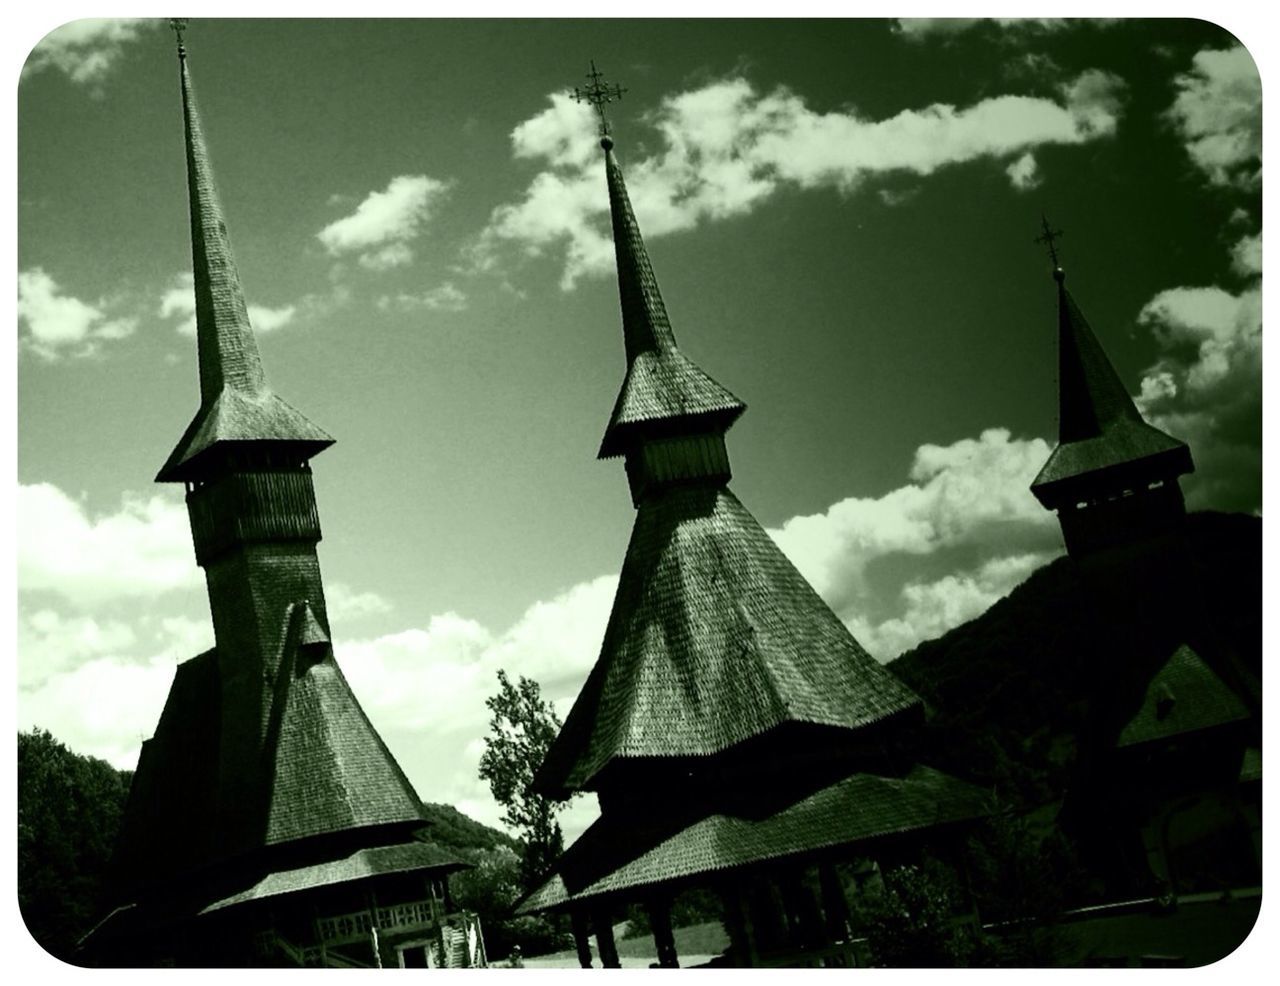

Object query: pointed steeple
[157,32,331,482]
[1031,265,1193,505]
[535,71,921,804]
[597,134,746,460]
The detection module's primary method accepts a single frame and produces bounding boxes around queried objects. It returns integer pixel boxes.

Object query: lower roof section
[519,765,987,914]
[200,840,470,915]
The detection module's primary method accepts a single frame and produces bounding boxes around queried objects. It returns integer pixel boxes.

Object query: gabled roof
[1117,644,1250,748]
[519,766,987,913]
[535,485,920,798]
[157,47,331,482]
[1031,271,1192,501]
[598,142,745,458]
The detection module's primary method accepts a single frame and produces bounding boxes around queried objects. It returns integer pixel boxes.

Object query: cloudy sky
[15,15,1262,840]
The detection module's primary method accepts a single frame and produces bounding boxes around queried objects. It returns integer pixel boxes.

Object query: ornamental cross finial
[169,18,189,56]
[1035,214,1065,269]
[572,60,627,138]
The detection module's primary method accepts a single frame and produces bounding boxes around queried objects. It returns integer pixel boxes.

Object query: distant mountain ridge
[888,511,1261,806]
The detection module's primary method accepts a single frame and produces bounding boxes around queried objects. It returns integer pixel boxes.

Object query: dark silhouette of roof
[520,766,987,912]
[113,603,428,896]
[597,142,745,459]
[1031,269,1192,503]
[1117,644,1250,748]
[156,49,331,482]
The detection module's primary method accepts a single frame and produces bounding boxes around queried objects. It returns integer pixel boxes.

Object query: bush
[855,860,976,968]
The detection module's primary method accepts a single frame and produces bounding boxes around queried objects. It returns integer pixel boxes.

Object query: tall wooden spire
[1030,253,1194,556]
[597,138,747,462]
[156,29,331,483]
[536,73,919,805]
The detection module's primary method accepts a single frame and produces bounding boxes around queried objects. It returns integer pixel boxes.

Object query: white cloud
[18,267,136,359]
[769,428,1057,618]
[1006,151,1041,190]
[376,282,469,313]
[160,271,298,336]
[17,483,197,605]
[895,18,1070,40]
[327,582,393,623]
[18,609,137,688]
[1135,232,1261,512]
[1166,46,1261,189]
[23,18,156,88]
[1230,231,1261,277]
[479,70,1125,288]
[847,552,1052,660]
[19,655,179,770]
[318,175,451,269]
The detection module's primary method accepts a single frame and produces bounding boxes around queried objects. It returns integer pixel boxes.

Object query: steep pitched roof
[157,46,331,482]
[262,604,427,846]
[112,603,427,899]
[598,141,745,459]
[535,485,920,798]
[1117,644,1250,748]
[1031,270,1192,501]
[519,766,987,913]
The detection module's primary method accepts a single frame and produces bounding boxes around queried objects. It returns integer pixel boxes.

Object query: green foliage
[420,802,518,854]
[18,729,133,963]
[478,670,575,891]
[855,860,976,968]
[622,887,723,939]
[964,805,1078,965]
[451,846,568,959]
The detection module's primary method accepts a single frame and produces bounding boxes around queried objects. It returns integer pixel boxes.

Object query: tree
[478,670,576,892]
[18,729,133,963]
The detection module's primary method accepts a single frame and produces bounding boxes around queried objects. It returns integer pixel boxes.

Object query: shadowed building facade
[81,33,484,969]
[518,75,988,968]
[1028,253,1260,906]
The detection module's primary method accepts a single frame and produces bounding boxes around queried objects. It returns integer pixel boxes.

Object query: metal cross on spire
[572,60,627,139]
[1035,214,1065,269]
[169,18,189,56]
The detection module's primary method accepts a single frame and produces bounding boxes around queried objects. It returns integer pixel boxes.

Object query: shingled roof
[1117,644,1250,748]
[157,47,331,482]
[535,484,921,798]
[112,604,427,898]
[598,141,745,459]
[1031,269,1192,503]
[519,766,987,913]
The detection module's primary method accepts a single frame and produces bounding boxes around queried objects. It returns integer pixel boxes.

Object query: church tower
[154,29,343,845]
[535,70,920,814]
[1029,232,1194,558]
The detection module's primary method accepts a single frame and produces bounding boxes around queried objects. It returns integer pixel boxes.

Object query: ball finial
[600,135,614,151]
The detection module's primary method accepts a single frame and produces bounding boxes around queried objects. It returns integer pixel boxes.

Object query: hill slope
[888,511,1261,805]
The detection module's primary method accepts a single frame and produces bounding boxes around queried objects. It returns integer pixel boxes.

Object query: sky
[14,14,1263,841]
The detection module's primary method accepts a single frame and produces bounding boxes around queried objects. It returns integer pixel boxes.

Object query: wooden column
[571,909,594,968]
[818,863,851,942]
[720,887,760,968]
[593,908,621,968]
[647,897,679,968]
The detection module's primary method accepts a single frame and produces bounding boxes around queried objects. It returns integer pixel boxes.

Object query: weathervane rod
[571,59,627,139]
[170,17,189,57]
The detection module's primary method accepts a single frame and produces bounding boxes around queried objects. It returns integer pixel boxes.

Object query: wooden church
[1026,244,1261,906]
[79,28,486,969]
[515,70,991,969]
